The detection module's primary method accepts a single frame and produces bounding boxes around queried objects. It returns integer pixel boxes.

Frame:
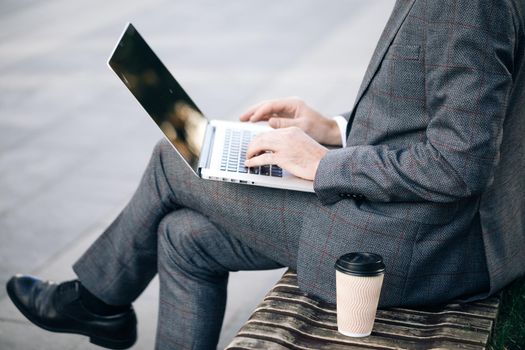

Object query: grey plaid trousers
[74,140,311,349]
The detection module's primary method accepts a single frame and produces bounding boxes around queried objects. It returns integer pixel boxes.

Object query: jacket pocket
[385,44,421,61]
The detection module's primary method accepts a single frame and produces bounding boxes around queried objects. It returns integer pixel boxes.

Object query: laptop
[108,23,314,193]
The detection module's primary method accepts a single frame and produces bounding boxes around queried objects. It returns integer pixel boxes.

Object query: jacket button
[339,193,365,200]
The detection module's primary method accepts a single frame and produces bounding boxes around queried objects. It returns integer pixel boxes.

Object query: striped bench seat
[226,270,500,350]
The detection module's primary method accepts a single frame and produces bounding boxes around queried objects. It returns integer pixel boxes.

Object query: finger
[249,100,296,123]
[239,100,268,121]
[244,152,277,167]
[239,99,281,121]
[268,117,299,129]
[246,132,279,159]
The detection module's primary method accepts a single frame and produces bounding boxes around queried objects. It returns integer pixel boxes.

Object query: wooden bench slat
[227,337,296,350]
[238,322,401,350]
[272,285,498,320]
[256,298,493,333]
[387,306,498,320]
[237,320,486,350]
[248,310,489,347]
[264,293,494,331]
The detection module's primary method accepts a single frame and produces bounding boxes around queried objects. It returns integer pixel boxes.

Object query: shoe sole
[6,280,137,350]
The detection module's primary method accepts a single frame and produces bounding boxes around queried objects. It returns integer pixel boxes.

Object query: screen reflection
[109,23,207,172]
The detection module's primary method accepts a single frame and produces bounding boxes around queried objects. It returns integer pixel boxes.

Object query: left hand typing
[244,127,328,181]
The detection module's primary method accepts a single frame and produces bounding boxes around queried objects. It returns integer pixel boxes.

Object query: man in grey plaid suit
[7,0,525,349]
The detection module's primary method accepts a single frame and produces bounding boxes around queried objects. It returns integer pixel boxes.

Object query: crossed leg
[156,209,282,349]
[73,139,317,348]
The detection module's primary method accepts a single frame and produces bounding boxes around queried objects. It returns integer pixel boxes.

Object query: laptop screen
[108,23,207,173]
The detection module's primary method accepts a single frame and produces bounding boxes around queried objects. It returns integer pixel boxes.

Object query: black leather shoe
[6,275,137,349]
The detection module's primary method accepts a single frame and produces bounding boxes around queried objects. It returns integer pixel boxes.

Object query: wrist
[312,145,328,180]
[323,118,342,146]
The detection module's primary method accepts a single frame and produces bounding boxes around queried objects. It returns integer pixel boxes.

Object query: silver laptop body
[108,23,314,193]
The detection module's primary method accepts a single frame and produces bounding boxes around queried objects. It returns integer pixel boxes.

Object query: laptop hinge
[197,124,216,176]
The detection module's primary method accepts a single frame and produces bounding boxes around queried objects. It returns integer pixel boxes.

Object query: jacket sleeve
[314,1,516,205]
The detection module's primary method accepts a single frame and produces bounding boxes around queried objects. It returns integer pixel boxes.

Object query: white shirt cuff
[333,115,348,147]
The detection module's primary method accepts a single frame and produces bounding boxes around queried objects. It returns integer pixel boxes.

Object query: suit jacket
[300,0,525,307]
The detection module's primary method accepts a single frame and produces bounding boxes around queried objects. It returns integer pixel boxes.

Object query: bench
[226,270,500,350]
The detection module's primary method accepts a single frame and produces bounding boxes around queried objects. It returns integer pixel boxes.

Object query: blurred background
[0,0,394,348]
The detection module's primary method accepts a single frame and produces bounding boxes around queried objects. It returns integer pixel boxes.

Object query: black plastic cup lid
[335,252,385,276]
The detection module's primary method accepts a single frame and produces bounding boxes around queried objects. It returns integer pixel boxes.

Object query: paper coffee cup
[335,252,385,337]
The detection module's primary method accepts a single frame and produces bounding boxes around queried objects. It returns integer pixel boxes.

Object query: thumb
[269,117,297,129]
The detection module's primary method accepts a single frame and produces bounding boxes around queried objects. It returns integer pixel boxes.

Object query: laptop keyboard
[220,129,283,177]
